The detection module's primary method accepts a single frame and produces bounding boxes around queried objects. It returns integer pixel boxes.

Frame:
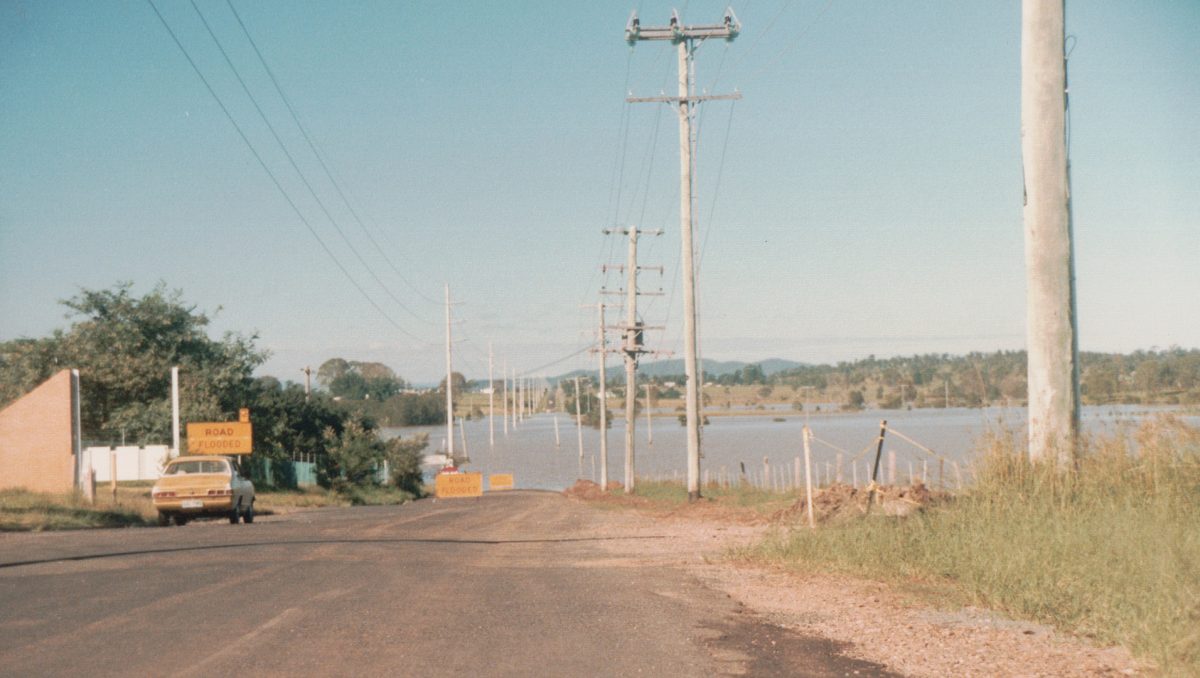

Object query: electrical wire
[224,0,442,308]
[189,0,436,327]
[145,0,434,346]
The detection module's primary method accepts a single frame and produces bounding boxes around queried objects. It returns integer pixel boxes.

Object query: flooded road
[388,405,1191,491]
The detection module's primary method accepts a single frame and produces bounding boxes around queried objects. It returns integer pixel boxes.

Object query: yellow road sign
[238,408,250,423]
[186,422,253,455]
[489,473,514,491]
[435,472,483,499]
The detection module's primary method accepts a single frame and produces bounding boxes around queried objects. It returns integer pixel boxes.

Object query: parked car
[151,456,255,526]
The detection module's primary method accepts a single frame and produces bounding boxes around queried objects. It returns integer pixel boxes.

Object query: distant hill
[553,357,804,384]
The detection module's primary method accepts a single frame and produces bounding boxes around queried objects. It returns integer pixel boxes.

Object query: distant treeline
[636,349,1200,409]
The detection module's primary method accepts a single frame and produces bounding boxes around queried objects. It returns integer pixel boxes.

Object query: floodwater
[384,405,1194,492]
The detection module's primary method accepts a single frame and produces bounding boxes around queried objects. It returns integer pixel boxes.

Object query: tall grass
[742,415,1200,675]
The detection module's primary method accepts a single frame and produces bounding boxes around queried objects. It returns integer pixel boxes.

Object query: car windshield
[164,460,229,475]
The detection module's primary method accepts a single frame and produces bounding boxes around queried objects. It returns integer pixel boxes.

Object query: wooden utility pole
[644,383,653,445]
[574,375,584,461]
[488,342,495,448]
[626,9,740,501]
[603,226,663,493]
[443,283,454,463]
[597,303,609,489]
[1022,0,1078,465]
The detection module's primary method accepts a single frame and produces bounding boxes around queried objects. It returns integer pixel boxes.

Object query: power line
[145,0,432,345]
[223,0,442,308]
[189,0,436,327]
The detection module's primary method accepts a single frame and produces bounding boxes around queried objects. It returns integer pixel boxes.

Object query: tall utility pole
[444,283,455,463]
[1022,0,1078,465]
[488,342,495,448]
[626,9,740,500]
[574,375,584,461]
[594,303,609,489]
[644,383,653,445]
[603,226,663,493]
[301,366,312,398]
[502,360,509,436]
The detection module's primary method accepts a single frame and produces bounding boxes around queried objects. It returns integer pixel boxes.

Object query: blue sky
[2,1,1197,384]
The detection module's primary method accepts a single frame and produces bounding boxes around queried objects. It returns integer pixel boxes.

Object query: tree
[319,358,406,400]
[0,283,265,443]
[438,372,468,393]
[385,433,428,496]
[845,389,865,411]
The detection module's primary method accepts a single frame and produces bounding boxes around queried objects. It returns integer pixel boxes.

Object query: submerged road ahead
[0,491,894,677]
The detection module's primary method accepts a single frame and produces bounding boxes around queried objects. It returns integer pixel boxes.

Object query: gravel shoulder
[566,491,1151,677]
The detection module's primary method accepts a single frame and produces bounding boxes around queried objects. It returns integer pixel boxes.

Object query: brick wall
[0,370,78,493]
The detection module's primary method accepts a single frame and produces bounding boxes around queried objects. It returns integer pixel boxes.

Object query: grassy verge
[1,482,418,531]
[631,479,796,513]
[736,415,1200,675]
[0,488,155,531]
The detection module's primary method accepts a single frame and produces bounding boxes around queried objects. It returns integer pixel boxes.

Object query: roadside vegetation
[736,415,1200,675]
[1,481,418,532]
[0,283,428,523]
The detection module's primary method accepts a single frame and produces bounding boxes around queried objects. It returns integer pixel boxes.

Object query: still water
[384,405,1192,492]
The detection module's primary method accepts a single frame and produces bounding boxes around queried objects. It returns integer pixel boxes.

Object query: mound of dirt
[562,479,625,500]
[772,482,951,524]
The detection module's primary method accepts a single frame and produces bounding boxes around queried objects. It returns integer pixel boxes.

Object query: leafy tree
[845,389,865,411]
[385,433,428,496]
[0,283,264,443]
[438,371,468,393]
[319,418,385,490]
[319,358,406,400]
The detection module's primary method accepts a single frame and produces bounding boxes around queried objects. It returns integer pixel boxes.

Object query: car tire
[229,505,240,524]
[173,514,189,526]
[157,512,171,527]
[243,501,254,524]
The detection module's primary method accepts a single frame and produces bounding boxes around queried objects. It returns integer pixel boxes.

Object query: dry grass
[739,415,1200,675]
[1,482,414,531]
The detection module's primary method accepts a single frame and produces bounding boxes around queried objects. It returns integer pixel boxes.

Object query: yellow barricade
[435,472,483,499]
[489,473,514,492]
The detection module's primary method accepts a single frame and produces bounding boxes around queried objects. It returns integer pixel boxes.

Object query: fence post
[887,450,897,485]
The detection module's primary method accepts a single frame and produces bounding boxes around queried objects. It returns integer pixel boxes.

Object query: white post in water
[802,426,815,529]
[488,342,495,448]
[644,383,653,445]
[1022,0,1078,465]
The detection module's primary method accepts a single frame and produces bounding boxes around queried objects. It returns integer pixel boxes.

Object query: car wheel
[173,514,189,526]
[157,512,171,527]
[229,505,240,524]
[243,501,254,524]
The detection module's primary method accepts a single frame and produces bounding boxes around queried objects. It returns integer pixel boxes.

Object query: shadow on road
[0,534,669,570]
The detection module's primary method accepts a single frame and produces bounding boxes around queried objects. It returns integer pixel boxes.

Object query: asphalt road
[0,491,896,677]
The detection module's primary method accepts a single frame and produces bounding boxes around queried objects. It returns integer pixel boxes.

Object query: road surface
[0,491,895,676]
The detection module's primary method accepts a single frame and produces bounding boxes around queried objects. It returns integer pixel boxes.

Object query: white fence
[82,445,171,482]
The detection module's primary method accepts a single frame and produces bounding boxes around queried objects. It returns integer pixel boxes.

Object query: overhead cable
[145,0,433,345]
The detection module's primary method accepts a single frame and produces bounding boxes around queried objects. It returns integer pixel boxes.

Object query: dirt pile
[772,482,950,524]
[562,479,625,500]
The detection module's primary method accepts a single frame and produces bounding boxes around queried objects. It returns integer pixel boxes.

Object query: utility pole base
[687,490,702,503]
